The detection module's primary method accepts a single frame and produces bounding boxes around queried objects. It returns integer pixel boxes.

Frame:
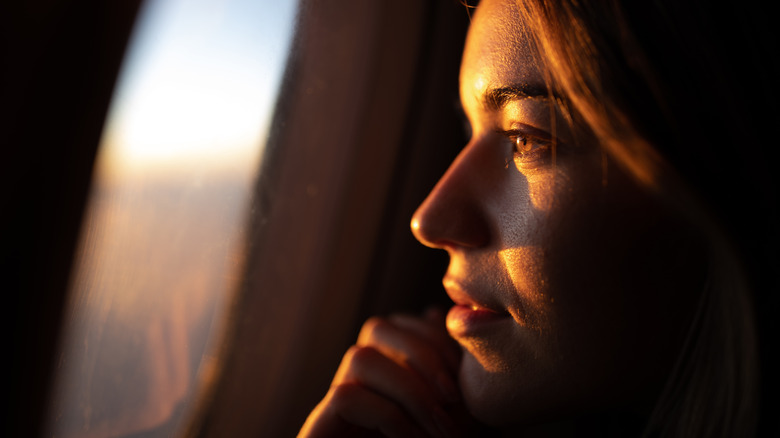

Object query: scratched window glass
[46,0,297,436]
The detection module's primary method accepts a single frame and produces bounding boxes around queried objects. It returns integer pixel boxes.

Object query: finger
[357,316,460,403]
[333,383,430,438]
[337,345,460,437]
[389,312,461,374]
[389,314,461,403]
[299,382,426,438]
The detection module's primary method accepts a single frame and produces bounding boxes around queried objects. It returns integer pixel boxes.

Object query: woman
[299,0,777,436]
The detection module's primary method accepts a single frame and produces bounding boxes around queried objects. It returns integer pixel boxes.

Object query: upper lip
[442,275,509,315]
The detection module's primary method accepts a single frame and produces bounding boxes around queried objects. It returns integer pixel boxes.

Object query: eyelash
[500,130,553,164]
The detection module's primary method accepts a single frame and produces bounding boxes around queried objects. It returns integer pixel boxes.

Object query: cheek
[499,158,696,404]
[457,155,703,424]
[458,163,630,421]
[538,163,702,402]
[497,246,555,333]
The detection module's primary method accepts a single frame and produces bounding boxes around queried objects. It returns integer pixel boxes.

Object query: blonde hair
[510,0,760,436]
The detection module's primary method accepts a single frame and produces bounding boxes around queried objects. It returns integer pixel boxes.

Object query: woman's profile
[298,0,778,436]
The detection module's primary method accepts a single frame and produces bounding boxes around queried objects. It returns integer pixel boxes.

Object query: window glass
[46,0,297,436]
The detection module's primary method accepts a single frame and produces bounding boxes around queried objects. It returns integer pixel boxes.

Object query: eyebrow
[482,84,551,111]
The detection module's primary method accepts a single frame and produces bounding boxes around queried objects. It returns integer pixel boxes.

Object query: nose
[411,138,496,250]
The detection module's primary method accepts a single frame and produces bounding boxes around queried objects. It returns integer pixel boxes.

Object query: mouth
[443,277,511,338]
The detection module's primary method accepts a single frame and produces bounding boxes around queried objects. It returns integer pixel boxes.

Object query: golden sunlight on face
[411,0,703,429]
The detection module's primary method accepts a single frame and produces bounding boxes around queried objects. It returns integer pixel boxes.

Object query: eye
[505,131,552,164]
[514,135,534,154]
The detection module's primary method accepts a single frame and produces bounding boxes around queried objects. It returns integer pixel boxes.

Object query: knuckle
[344,344,379,366]
[335,345,375,383]
[328,381,363,409]
[359,316,390,341]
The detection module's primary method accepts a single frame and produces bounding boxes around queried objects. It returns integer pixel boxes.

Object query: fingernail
[433,406,462,438]
[436,372,460,403]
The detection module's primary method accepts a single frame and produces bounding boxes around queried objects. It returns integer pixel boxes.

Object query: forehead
[460,0,544,106]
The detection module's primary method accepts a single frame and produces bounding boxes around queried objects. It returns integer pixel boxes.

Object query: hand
[298,308,469,437]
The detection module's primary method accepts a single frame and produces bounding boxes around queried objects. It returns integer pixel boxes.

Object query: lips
[443,276,511,337]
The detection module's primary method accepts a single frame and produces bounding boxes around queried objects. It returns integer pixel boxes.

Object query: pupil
[517,136,530,153]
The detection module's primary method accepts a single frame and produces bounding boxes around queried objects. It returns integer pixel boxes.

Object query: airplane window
[45,0,298,436]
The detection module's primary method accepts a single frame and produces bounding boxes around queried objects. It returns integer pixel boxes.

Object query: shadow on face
[411,0,706,429]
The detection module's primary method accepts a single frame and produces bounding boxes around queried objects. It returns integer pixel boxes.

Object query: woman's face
[411,0,702,428]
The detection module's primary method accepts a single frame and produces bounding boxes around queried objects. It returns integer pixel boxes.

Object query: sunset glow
[48,0,297,437]
[95,0,294,177]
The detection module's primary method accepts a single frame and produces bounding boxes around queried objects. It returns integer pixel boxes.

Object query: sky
[98,0,298,177]
[48,1,299,437]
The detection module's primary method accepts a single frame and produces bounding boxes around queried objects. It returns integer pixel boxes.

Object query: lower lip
[446,304,509,337]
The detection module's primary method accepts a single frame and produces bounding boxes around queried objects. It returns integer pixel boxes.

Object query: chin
[458,350,543,427]
[457,347,602,431]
